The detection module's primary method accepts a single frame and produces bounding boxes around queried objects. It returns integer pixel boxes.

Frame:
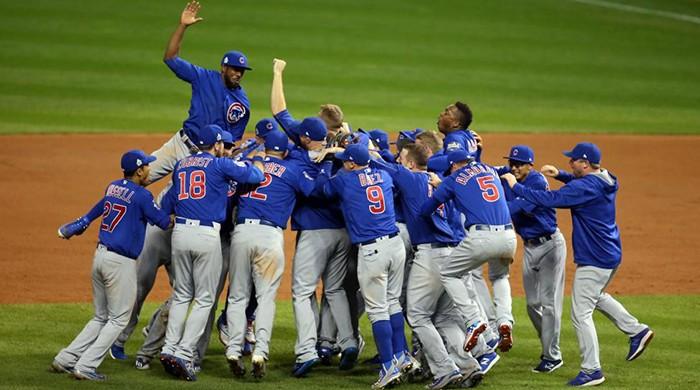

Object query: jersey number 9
[366,185,385,214]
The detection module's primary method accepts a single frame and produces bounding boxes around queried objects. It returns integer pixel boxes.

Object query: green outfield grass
[0,296,698,389]
[1,0,698,135]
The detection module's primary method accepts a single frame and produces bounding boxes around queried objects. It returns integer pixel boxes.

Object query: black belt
[179,129,198,150]
[359,232,399,246]
[524,233,555,246]
[175,217,216,227]
[412,242,457,251]
[236,218,282,229]
[470,224,514,231]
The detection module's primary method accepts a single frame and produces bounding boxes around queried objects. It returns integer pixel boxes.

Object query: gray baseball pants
[162,221,222,361]
[572,265,647,372]
[148,131,194,183]
[226,223,285,360]
[54,245,136,372]
[358,235,405,323]
[522,230,566,361]
[136,298,171,361]
[292,228,356,363]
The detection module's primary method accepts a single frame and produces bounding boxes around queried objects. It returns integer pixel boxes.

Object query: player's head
[264,130,289,158]
[399,143,431,171]
[195,124,224,155]
[564,142,601,177]
[255,118,278,144]
[220,51,252,89]
[221,130,235,158]
[437,101,472,134]
[368,129,390,151]
[415,130,443,156]
[336,143,370,171]
[121,149,156,186]
[447,148,475,173]
[318,104,344,137]
[504,145,535,181]
[298,117,327,152]
[393,129,421,154]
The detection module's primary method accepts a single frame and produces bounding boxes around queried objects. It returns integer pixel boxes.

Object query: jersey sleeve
[420,177,454,216]
[322,171,341,199]
[555,170,575,183]
[139,190,171,230]
[159,182,177,216]
[220,158,265,184]
[512,179,598,209]
[273,109,302,146]
[164,56,205,84]
[83,197,105,222]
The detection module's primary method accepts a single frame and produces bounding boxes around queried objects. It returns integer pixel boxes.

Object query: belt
[359,232,399,246]
[175,217,216,227]
[412,242,457,251]
[179,129,198,150]
[468,224,514,232]
[97,243,136,260]
[236,218,282,229]
[524,233,555,246]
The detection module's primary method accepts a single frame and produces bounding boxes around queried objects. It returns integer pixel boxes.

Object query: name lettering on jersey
[358,170,384,187]
[106,184,134,203]
[179,156,213,168]
[263,161,287,178]
[455,164,498,185]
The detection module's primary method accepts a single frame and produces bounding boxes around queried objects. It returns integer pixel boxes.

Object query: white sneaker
[372,361,402,390]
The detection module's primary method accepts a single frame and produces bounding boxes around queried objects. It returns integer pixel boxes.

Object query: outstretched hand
[540,165,559,177]
[181,1,204,26]
[273,58,287,74]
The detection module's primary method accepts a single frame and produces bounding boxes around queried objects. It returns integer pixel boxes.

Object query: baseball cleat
[497,323,513,352]
[141,326,149,338]
[251,355,266,379]
[459,367,484,388]
[626,327,654,361]
[227,355,246,377]
[318,345,333,365]
[476,352,500,375]
[245,321,257,344]
[292,357,319,377]
[532,358,563,373]
[109,344,128,360]
[50,360,74,374]
[398,352,422,377]
[372,362,402,390]
[135,356,151,370]
[216,312,230,346]
[160,353,180,378]
[567,370,605,387]
[339,347,359,370]
[426,369,462,390]
[72,368,106,381]
[174,357,197,381]
[463,321,488,352]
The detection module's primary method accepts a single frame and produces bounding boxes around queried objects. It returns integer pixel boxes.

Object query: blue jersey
[496,167,558,239]
[236,156,313,229]
[273,109,302,144]
[427,130,481,172]
[84,179,171,259]
[421,161,511,227]
[323,166,398,244]
[221,180,240,237]
[162,152,263,223]
[512,169,622,269]
[165,56,250,141]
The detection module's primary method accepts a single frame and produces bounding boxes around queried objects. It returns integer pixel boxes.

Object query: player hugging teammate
[51,1,654,388]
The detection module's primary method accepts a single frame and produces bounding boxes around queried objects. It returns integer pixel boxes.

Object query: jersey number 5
[366,185,385,214]
[101,202,127,232]
[477,176,501,202]
[178,170,207,200]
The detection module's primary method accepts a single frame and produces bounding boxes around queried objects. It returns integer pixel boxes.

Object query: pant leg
[572,265,613,371]
[397,222,415,312]
[322,229,356,350]
[76,251,137,371]
[162,225,195,356]
[488,257,513,327]
[469,266,498,333]
[225,227,253,359]
[137,298,171,359]
[148,131,193,183]
[535,231,567,361]
[522,245,542,338]
[595,266,647,336]
[433,295,480,373]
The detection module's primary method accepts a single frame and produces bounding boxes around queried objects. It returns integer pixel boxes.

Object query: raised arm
[271,58,287,115]
[164,1,204,61]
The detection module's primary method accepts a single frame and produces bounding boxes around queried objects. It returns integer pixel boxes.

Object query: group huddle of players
[50,2,655,389]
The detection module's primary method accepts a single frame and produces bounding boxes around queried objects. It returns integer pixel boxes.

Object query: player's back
[451,162,511,227]
[98,179,154,259]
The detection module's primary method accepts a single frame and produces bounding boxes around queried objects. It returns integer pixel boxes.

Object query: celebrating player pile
[51,1,654,388]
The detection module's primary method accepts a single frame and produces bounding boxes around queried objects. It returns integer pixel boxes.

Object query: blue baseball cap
[264,130,289,152]
[121,149,156,174]
[564,142,601,164]
[221,130,234,144]
[368,129,390,150]
[195,124,223,147]
[221,50,252,70]
[447,148,475,166]
[336,143,370,166]
[504,145,534,164]
[255,118,278,138]
[353,131,371,147]
[299,117,327,141]
[393,128,423,150]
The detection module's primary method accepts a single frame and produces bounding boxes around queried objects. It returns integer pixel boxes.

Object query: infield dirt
[2,133,698,304]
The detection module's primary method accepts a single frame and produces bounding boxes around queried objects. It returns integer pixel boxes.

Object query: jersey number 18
[177,170,207,200]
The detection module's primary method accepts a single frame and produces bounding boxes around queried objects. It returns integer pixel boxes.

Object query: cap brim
[503,156,532,163]
[144,155,157,164]
[563,151,575,158]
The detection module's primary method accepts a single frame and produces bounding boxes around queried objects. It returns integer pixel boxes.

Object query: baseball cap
[221,50,252,70]
[195,124,223,147]
[368,129,390,150]
[353,131,371,147]
[503,145,534,164]
[264,130,289,152]
[563,142,601,164]
[121,149,156,174]
[447,148,475,166]
[298,117,327,141]
[393,128,423,150]
[336,143,370,166]
[221,130,234,144]
[255,118,278,138]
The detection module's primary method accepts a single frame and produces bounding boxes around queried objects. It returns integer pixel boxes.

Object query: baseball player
[51,150,172,381]
[319,143,411,390]
[148,1,252,184]
[494,145,568,373]
[158,124,265,381]
[224,130,318,379]
[426,102,480,173]
[501,142,653,387]
[420,149,516,356]
[271,59,359,376]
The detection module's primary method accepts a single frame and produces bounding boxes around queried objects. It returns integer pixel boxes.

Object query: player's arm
[368,155,399,176]
[419,177,454,216]
[163,2,204,82]
[140,191,173,230]
[271,58,287,115]
[541,164,575,183]
[221,157,265,184]
[505,173,543,216]
[58,197,104,239]
[505,175,597,209]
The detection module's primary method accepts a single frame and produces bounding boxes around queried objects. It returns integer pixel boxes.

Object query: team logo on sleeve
[227,102,247,124]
